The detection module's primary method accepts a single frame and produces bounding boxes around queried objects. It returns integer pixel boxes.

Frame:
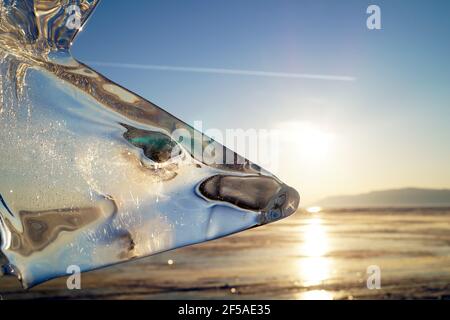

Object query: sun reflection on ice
[296,210,334,299]
[306,206,322,214]
[296,290,334,300]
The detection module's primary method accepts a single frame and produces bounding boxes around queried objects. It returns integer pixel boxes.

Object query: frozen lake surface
[1,208,450,300]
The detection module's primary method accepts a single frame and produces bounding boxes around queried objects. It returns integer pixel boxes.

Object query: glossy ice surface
[0,0,299,288]
[3,208,450,300]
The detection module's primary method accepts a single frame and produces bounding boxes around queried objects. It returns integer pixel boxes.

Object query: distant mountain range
[316,188,450,207]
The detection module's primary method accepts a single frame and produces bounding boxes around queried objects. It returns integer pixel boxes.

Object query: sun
[277,121,335,162]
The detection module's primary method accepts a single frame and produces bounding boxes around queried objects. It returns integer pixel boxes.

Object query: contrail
[86,61,356,82]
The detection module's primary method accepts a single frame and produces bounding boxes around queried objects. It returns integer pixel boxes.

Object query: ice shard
[0,0,300,288]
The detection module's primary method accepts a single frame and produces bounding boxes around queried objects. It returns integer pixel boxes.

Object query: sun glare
[296,290,334,300]
[306,206,322,214]
[277,122,335,163]
[297,216,333,294]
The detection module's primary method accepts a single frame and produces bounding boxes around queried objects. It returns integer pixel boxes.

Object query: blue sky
[72,0,450,203]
